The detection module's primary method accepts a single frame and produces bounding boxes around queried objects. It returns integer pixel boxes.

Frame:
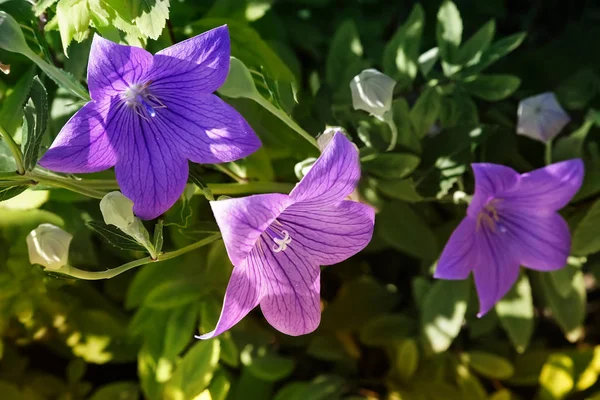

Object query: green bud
[218,57,259,99]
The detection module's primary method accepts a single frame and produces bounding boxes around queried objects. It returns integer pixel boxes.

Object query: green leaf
[496,273,534,353]
[418,47,439,77]
[556,68,600,110]
[56,0,91,52]
[377,201,437,260]
[458,32,526,77]
[392,98,421,153]
[145,280,207,309]
[374,178,423,202]
[382,4,424,89]
[436,0,462,74]
[549,264,579,298]
[572,198,600,256]
[458,20,495,67]
[326,20,364,94]
[489,389,516,400]
[0,11,35,56]
[34,0,61,16]
[153,220,164,254]
[363,153,420,179]
[358,314,416,346]
[553,116,594,161]
[274,376,344,400]
[66,359,86,384]
[165,340,220,400]
[462,74,521,101]
[439,90,479,128]
[421,279,470,353]
[88,382,139,400]
[395,339,419,382]
[307,335,350,362]
[322,276,399,331]
[508,350,550,386]
[0,12,89,100]
[410,86,442,138]
[539,269,586,341]
[241,345,295,382]
[412,276,432,309]
[130,0,170,39]
[0,381,24,400]
[86,220,146,252]
[0,66,35,136]
[163,303,197,358]
[0,186,28,202]
[22,76,48,171]
[461,351,515,380]
[88,0,145,40]
[190,19,295,83]
[539,354,574,400]
[208,370,231,400]
[456,365,487,400]
[218,56,259,99]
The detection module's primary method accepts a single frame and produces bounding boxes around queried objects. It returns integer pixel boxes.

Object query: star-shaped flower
[198,132,375,338]
[517,92,570,143]
[39,26,261,219]
[434,160,584,316]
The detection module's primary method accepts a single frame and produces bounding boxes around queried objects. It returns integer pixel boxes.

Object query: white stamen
[272,230,292,253]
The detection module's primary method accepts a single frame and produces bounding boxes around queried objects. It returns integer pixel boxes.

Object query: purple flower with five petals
[39,27,261,219]
[434,160,584,316]
[198,132,375,338]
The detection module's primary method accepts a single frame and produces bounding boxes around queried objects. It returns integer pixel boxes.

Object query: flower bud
[100,191,135,231]
[26,224,72,270]
[350,69,396,118]
[517,92,570,143]
[294,157,317,180]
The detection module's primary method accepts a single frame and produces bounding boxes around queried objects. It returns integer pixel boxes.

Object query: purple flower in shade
[39,27,260,219]
[517,92,571,143]
[434,160,584,316]
[198,132,375,338]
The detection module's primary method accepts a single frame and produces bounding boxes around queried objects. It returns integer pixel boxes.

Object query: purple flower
[39,27,260,219]
[434,160,584,316]
[198,132,375,338]
[517,92,570,143]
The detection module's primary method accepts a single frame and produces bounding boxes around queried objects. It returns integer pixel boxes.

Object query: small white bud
[100,191,135,231]
[317,126,346,151]
[294,157,317,180]
[517,92,571,143]
[26,224,72,270]
[350,69,396,118]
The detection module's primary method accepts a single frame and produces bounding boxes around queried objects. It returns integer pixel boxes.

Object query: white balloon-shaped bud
[26,224,72,270]
[517,92,571,143]
[100,191,135,231]
[350,69,397,118]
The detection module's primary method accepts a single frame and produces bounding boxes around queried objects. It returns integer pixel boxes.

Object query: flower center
[263,221,293,253]
[476,199,506,233]
[122,82,166,120]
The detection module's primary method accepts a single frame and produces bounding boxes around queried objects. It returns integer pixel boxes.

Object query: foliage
[0,0,599,399]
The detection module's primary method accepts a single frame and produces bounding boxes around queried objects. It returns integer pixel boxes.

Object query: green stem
[0,124,25,175]
[252,95,319,149]
[32,173,107,199]
[203,181,295,195]
[58,233,222,280]
[28,53,90,101]
[382,112,398,152]
[213,164,245,183]
[0,179,34,188]
[545,139,553,165]
[0,170,294,198]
